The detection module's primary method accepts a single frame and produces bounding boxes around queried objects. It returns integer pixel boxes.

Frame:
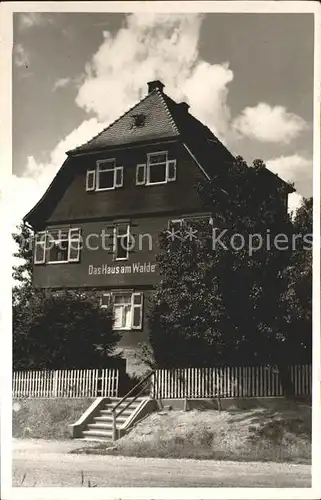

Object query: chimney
[147,80,165,93]
[179,102,190,113]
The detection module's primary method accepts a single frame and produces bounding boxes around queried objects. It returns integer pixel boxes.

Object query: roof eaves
[264,168,296,193]
[23,157,70,225]
[182,143,211,181]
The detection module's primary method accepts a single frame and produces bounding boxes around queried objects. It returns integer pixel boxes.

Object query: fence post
[53,370,59,397]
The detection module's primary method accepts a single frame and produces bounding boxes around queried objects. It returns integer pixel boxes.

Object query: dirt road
[12,439,311,488]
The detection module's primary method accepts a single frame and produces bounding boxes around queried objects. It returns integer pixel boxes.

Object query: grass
[72,403,311,463]
[13,398,94,439]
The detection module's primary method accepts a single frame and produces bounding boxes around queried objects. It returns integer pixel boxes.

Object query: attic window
[131,113,146,128]
[86,159,123,192]
[146,151,176,185]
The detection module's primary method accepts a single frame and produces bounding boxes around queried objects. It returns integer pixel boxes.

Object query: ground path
[12,438,311,488]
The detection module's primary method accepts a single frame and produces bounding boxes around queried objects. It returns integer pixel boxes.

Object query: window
[136,164,146,185]
[167,160,176,181]
[96,159,123,190]
[34,231,46,264]
[114,224,130,260]
[45,228,81,264]
[131,113,146,128]
[167,216,213,238]
[86,159,123,192]
[68,228,82,262]
[132,292,144,329]
[100,293,111,308]
[86,170,96,191]
[146,151,176,185]
[168,219,184,232]
[101,292,144,330]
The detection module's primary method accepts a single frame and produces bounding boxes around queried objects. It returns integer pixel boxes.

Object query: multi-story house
[24,80,294,373]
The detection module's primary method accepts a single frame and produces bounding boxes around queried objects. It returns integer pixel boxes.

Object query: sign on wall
[88,261,157,275]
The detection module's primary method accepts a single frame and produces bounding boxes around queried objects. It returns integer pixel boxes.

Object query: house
[24,80,294,373]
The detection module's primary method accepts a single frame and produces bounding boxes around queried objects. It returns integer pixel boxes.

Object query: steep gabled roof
[67,88,180,155]
[67,80,236,182]
[24,80,294,227]
[67,82,292,193]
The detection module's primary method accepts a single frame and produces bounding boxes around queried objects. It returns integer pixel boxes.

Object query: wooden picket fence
[151,364,312,399]
[13,368,119,398]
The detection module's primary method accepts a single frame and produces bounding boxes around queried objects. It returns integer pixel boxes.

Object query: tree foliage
[148,157,312,371]
[280,197,312,363]
[12,223,120,370]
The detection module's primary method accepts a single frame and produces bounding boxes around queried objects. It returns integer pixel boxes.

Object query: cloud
[13,13,237,227]
[266,154,312,197]
[52,77,71,91]
[76,13,233,139]
[17,13,52,31]
[13,43,30,68]
[10,118,106,228]
[15,12,313,229]
[232,103,308,143]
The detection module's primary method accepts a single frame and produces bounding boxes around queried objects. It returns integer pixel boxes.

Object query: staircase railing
[111,370,155,441]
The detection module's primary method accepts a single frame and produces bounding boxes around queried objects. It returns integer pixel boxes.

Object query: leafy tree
[13,223,120,370]
[280,197,312,363]
[13,288,120,370]
[148,157,310,385]
[12,222,33,286]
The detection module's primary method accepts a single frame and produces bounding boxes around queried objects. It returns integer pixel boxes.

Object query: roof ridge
[157,89,180,136]
[67,89,160,155]
[161,93,219,142]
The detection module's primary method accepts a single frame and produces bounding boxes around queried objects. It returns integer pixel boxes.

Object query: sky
[12,12,315,226]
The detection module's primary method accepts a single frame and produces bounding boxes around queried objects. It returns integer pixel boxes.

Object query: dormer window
[136,151,176,186]
[86,159,123,192]
[131,113,146,128]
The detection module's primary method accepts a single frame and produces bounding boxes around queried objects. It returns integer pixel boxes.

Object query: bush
[13,288,120,370]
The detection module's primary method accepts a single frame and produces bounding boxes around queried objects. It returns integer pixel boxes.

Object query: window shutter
[167,159,176,181]
[68,228,81,262]
[86,170,96,191]
[34,231,46,264]
[100,292,112,309]
[136,163,146,185]
[115,166,123,187]
[132,292,143,329]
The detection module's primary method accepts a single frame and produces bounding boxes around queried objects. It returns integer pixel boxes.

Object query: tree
[280,197,312,364]
[12,222,33,286]
[13,288,120,370]
[148,157,309,378]
[13,223,120,370]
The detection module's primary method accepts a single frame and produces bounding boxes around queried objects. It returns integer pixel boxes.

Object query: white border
[1,2,320,500]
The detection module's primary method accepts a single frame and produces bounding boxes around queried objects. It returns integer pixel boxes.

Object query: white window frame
[100,291,144,331]
[47,228,81,264]
[136,163,146,185]
[167,159,177,182]
[34,231,47,264]
[146,151,176,186]
[131,292,144,330]
[100,292,111,309]
[168,219,184,230]
[68,228,81,262]
[113,223,130,261]
[96,159,123,191]
[167,215,212,237]
[86,170,96,191]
